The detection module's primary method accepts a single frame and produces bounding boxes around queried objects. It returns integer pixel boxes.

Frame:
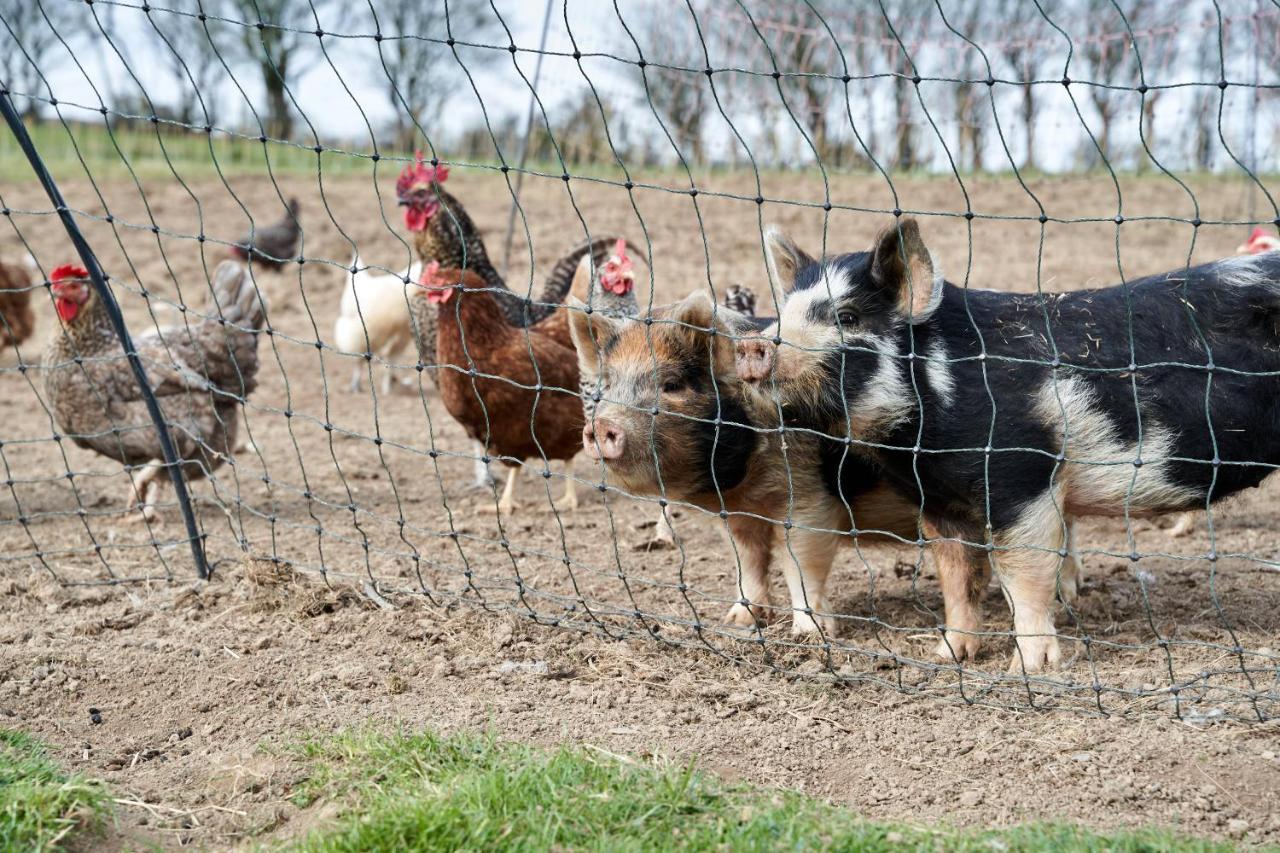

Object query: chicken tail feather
[211,261,267,332]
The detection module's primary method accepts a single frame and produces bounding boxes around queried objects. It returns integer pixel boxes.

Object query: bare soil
[2,168,1279,847]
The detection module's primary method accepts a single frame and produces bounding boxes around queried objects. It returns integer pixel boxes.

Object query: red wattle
[56,298,79,323]
[404,207,427,233]
[601,275,632,296]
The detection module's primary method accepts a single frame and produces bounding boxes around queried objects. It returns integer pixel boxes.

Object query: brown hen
[420,263,582,515]
[0,259,35,351]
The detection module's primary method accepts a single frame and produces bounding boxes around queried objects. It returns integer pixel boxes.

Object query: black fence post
[1,92,211,581]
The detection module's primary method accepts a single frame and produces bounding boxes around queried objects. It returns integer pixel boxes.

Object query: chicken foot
[477,466,520,516]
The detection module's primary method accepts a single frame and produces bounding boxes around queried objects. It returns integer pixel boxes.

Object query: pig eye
[661,379,682,394]
[835,309,859,327]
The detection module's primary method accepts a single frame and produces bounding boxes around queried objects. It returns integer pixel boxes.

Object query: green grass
[0,729,110,851]
[11,118,1269,188]
[281,728,1232,852]
[0,118,385,182]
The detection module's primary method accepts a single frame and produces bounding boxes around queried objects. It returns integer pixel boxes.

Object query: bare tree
[990,0,1042,171]
[628,6,708,162]
[878,0,930,170]
[1124,1,1179,172]
[366,0,502,150]
[1078,0,1157,168]
[947,3,985,171]
[0,0,81,120]
[219,0,344,139]
[554,88,617,168]
[146,0,229,127]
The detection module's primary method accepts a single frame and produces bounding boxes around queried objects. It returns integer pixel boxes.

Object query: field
[2,163,1280,847]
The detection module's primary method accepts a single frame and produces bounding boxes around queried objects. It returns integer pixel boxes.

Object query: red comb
[50,264,89,282]
[396,151,449,195]
[1250,227,1269,241]
[612,238,628,261]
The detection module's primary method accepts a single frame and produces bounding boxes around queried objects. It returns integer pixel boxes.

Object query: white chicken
[333,254,422,394]
[1237,227,1280,255]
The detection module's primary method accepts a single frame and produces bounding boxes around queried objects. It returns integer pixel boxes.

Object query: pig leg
[723,515,775,627]
[779,526,841,637]
[994,494,1067,674]
[927,520,987,663]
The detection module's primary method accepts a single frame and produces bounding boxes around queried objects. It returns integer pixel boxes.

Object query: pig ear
[671,290,736,369]
[869,217,941,324]
[567,295,620,374]
[568,252,594,304]
[672,288,739,335]
[763,226,813,296]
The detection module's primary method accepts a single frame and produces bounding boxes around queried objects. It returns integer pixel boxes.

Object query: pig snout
[736,335,775,383]
[583,418,626,460]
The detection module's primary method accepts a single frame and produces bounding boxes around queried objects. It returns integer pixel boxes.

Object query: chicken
[1238,226,1280,255]
[43,261,266,522]
[397,171,631,490]
[419,262,582,516]
[332,253,422,394]
[231,198,302,270]
[0,257,35,351]
[395,153,621,328]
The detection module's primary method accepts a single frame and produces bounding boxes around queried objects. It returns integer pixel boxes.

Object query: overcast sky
[8,0,1278,174]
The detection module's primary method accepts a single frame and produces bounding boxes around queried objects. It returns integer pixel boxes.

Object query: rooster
[43,262,266,522]
[420,262,582,516]
[231,198,302,270]
[0,257,36,352]
[395,153,623,329]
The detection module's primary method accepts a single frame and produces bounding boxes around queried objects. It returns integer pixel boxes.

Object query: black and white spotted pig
[737,218,1280,672]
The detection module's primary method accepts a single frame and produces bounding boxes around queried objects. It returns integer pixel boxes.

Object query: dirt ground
[1,166,1279,846]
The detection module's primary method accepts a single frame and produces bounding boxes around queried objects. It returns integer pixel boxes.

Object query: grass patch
[282,728,1229,852]
[0,729,110,851]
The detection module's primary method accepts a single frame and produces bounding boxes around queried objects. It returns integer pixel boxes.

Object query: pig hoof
[933,630,981,663]
[1167,512,1196,538]
[790,609,836,639]
[1007,635,1061,675]
[724,602,768,627]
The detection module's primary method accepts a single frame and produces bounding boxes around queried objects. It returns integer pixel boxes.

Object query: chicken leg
[470,440,496,490]
[553,458,577,513]
[124,460,164,524]
[478,466,520,516]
